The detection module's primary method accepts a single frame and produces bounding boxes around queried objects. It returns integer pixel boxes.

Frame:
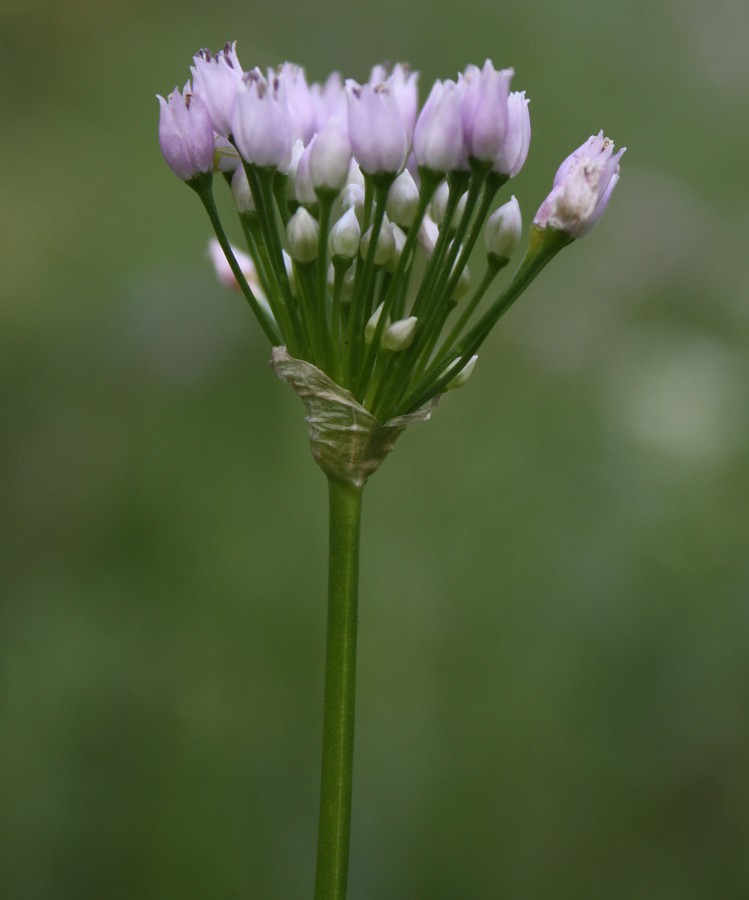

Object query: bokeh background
[3,0,749,896]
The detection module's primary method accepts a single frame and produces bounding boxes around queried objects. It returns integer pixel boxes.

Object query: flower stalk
[315,476,363,900]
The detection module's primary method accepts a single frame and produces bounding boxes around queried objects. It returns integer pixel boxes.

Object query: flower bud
[385,224,407,273]
[286,207,319,262]
[365,302,387,342]
[294,138,317,205]
[360,216,395,266]
[157,84,215,181]
[310,116,352,192]
[413,80,465,173]
[452,263,471,299]
[231,165,256,213]
[533,132,624,238]
[484,196,522,259]
[446,355,478,390]
[431,181,467,226]
[329,207,361,259]
[382,316,417,351]
[418,214,439,256]
[386,169,420,227]
[341,182,365,215]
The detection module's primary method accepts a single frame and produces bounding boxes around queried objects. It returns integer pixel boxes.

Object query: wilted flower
[533,132,624,237]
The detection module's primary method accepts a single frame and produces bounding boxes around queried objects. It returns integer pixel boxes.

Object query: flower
[459,60,514,164]
[533,132,624,237]
[345,80,408,175]
[157,83,215,181]
[191,42,243,137]
[412,80,465,173]
[232,70,293,169]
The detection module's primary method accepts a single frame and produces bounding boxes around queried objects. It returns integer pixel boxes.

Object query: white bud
[484,196,522,259]
[360,215,395,267]
[452,262,471,299]
[294,139,318,206]
[329,207,361,259]
[417,214,439,256]
[339,264,356,305]
[346,158,365,188]
[231,165,256,214]
[365,302,387,343]
[285,139,305,201]
[446,355,478,390]
[386,169,420,227]
[382,316,417,351]
[286,207,319,262]
[385,224,407,273]
[431,180,467,226]
[341,182,365,216]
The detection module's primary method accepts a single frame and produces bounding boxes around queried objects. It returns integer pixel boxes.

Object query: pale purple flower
[191,43,244,137]
[208,238,259,291]
[232,70,293,169]
[279,63,317,144]
[412,80,466,173]
[157,83,215,181]
[346,80,408,175]
[459,60,514,164]
[533,132,625,238]
[387,64,419,141]
[311,72,347,132]
[493,91,531,177]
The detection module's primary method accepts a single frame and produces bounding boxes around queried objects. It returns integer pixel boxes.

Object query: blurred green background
[3,0,749,896]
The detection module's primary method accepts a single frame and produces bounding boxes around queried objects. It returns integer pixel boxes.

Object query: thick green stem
[314,477,363,900]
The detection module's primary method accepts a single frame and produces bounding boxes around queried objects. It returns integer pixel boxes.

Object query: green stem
[314,476,363,900]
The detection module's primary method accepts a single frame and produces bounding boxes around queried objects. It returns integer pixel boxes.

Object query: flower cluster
[158,44,624,421]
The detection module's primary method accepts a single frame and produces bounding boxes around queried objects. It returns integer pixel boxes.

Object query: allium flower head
[159,44,625,422]
[533,132,625,237]
[157,83,215,181]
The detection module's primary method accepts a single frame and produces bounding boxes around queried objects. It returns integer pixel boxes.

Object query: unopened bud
[294,138,317,206]
[360,216,395,267]
[329,207,361,259]
[285,139,305,201]
[385,224,407,273]
[484,196,522,260]
[341,182,365,216]
[231,165,256,214]
[446,355,478,390]
[452,262,471,299]
[386,169,420,227]
[365,302,387,342]
[432,180,467,226]
[382,316,417,351]
[286,207,319,262]
[310,117,352,192]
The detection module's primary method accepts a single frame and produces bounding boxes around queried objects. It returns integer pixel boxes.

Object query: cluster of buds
[158,45,624,421]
